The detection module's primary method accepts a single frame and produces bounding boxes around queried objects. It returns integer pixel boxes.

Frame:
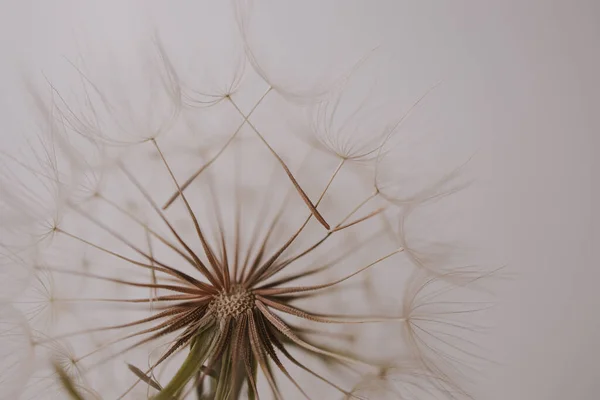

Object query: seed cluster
[209,286,255,320]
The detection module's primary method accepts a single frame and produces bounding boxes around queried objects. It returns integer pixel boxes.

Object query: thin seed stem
[336,190,379,228]
[256,248,403,296]
[232,140,242,283]
[247,158,346,286]
[202,166,231,290]
[331,207,386,233]
[52,294,197,304]
[97,192,198,269]
[55,227,211,292]
[257,295,406,324]
[162,87,272,209]
[118,162,221,287]
[264,324,356,398]
[261,192,383,281]
[228,94,330,230]
[39,265,203,295]
[256,301,376,369]
[151,139,224,287]
[35,306,189,343]
[240,149,317,284]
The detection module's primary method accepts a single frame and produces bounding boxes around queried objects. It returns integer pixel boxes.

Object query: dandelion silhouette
[0,6,497,400]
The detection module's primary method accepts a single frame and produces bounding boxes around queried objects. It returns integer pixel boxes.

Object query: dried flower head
[0,4,497,400]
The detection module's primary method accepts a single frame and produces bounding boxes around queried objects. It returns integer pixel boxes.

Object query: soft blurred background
[0,1,597,399]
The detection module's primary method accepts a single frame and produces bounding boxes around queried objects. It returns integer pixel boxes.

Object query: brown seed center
[209,285,255,320]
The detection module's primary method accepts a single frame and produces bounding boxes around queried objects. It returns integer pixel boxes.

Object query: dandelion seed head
[0,4,499,399]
